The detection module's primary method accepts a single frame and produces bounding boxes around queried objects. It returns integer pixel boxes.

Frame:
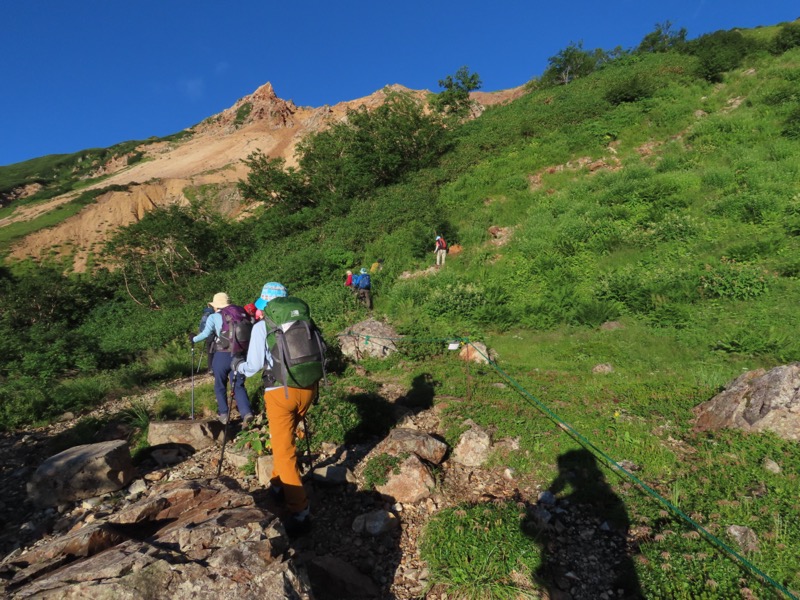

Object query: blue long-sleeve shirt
[192,312,222,344]
[235,320,285,393]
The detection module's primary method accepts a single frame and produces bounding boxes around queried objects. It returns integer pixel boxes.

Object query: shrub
[782,104,800,139]
[234,102,252,127]
[605,74,655,105]
[362,452,403,490]
[698,257,771,300]
[772,22,800,54]
[683,30,756,82]
[711,190,779,224]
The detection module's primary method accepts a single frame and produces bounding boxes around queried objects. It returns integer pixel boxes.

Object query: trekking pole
[216,370,236,478]
[190,343,195,420]
[301,415,314,477]
[195,348,204,374]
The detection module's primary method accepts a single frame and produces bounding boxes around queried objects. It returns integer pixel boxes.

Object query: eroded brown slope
[6,83,523,271]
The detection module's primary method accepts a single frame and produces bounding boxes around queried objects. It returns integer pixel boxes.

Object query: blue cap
[254,281,287,310]
[360,267,368,274]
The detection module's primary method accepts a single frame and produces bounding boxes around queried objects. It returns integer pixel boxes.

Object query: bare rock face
[693,364,800,441]
[4,478,312,599]
[146,419,224,450]
[337,319,398,360]
[27,440,134,508]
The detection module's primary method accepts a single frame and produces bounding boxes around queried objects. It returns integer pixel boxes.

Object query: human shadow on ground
[249,372,438,599]
[521,448,644,600]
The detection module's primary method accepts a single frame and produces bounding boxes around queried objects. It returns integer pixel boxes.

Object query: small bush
[362,452,403,490]
[772,22,800,54]
[782,104,800,139]
[234,102,253,127]
[698,257,771,300]
[605,74,655,105]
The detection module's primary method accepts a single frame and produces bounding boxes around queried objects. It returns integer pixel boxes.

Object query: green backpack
[262,296,327,393]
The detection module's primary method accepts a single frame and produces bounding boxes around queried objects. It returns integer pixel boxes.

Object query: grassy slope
[395,44,800,598]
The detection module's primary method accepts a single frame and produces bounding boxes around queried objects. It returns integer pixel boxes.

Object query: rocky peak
[196,81,299,134]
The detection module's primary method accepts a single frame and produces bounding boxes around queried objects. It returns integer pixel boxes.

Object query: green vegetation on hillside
[2,20,800,598]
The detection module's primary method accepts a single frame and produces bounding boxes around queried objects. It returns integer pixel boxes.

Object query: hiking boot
[282,512,312,536]
[242,413,254,426]
[266,483,285,502]
[218,413,229,425]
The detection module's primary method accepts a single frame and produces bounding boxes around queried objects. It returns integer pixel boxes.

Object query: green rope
[337,329,797,598]
[463,340,798,600]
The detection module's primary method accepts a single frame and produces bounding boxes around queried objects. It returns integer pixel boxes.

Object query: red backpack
[437,237,447,250]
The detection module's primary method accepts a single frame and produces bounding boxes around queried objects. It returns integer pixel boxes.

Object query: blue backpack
[351,274,362,288]
[357,274,371,289]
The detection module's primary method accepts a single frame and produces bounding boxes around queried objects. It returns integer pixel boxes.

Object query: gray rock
[694,363,800,441]
[312,464,355,485]
[762,458,782,474]
[337,319,398,360]
[378,428,448,465]
[7,479,310,599]
[452,425,491,467]
[727,525,759,553]
[27,440,134,508]
[255,454,275,486]
[538,490,557,506]
[146,420,224,450]
[459,341,495,365]
[376,455,435,503]
[352,509,399,536]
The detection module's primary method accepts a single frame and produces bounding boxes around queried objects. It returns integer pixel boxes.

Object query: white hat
[208,292,230,310]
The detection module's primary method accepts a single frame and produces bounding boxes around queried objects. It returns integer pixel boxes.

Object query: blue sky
[0,1,795,166]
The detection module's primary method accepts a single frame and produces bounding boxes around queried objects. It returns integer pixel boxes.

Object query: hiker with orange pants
[232,281,326,536]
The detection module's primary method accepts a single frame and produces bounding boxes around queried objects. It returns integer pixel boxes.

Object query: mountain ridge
[2,82,524,271]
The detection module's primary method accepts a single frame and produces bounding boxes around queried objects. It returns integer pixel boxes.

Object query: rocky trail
[0,366,648,599]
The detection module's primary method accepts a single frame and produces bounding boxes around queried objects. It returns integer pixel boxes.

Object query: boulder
[375,455,435,503]
[337,319,398,360]
[452,423,492,467]
[27,440,134,508]
[312,464,355,485]
[459,341,495,365]
[377,428,448,465]
[256,454,275,486]
[352,509,399,536]
[727,525,759,553]
[693,364,800,441]
[5,478,312,599]
[146,420,224,450]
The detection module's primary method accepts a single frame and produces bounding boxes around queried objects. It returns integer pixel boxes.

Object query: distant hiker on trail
[191,292,254,425]
[354,267,372,309]
[232,281,327,536]
[434,235,447,268]
[198,306,215,375]
[344,269,353,288]
[370,259,384,274]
